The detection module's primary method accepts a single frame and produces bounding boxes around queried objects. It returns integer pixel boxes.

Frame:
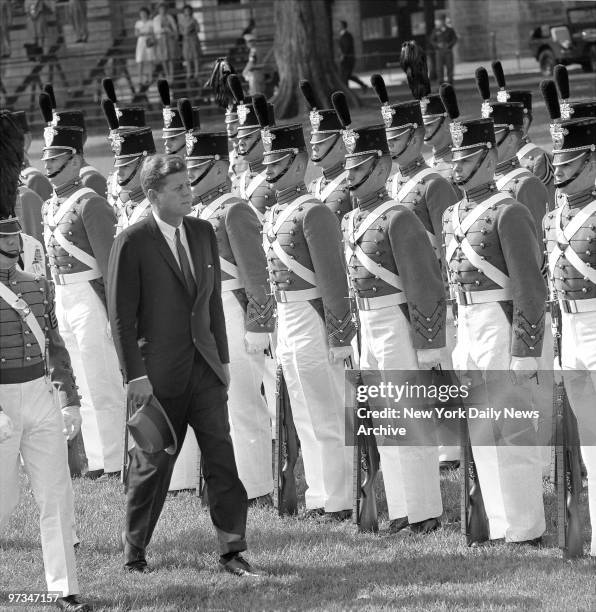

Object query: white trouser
[276,301,352,512]
[54,282,125,472]
[0,377,79,596]
[359,304,442,523]
[560,309,596,556]
[223,291,273,498]
[453,302,546,541]
[168,429,200,491]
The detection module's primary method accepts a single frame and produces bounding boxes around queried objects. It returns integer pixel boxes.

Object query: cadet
[39,95,125,480]
[19,110,53,203]
[440,83,546,545]
[180,98,275,502]
[0,110,90,612]
[254,94,355,519]
[225,98,249,194]
[299,80,352,222]
[333,90,446,534]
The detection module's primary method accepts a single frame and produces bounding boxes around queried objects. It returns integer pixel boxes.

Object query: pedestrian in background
[429,13,458,84]
[337,20,368,92]
[179,4,201,84]
[25,0,53,50]
[69,0,88,43]
[153,2,178,84]
[135,6,155,87]
[242,33,263,96]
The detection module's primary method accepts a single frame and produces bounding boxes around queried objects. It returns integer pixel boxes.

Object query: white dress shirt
[152,211,196,279]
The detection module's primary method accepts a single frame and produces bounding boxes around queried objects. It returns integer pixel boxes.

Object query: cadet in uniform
[333,91,446,533]
[0,110,90,612]
[440,84,547,545]
[39,101,125,480]
[253,94,355,519]
[542,81,596,559]
[180,98,275,502]
[19,110,53,203]
[491,61,555,210]
[299,80,351,222]
[475,67,549,234]
[225,98,249,194]
[554,64,596,122]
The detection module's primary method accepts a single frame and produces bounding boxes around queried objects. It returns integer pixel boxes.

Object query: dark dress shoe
[124,559,152,573]
[301,507,325,519]
[408,517,441,534]
[388,516,409,534]
[508,536,543,548]
[321,509,352,522]
[248,494,273,508]
[56,595,91,611]
[97,471,121,482]
[439,460,460,470]
[83,469,104,480]
[218,554,261,577]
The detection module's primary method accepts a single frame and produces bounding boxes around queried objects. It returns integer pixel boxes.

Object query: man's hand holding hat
[128,376,154,412]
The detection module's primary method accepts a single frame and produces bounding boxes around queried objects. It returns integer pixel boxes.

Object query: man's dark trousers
[124,352,248,564]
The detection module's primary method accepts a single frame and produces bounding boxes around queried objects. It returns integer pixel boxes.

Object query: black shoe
[508,536,543,548]
[56,595,91,611]
[388,516,409,534]
[83,469,104,480]
[408,517,441,534]
[440,460,460,471]
[321,509,352,522]
[301,507,325,519]
[470,537,502,548]
[218,554,261,577]
[124,559,152,573]
[248,494,273,508]
[97,470,121,482]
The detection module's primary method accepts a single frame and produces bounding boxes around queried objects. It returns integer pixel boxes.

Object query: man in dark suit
[107,154,257,577]
[338,20,368,92]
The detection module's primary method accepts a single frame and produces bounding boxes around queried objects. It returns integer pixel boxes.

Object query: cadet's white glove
[417,348,447,370]
[62,405,82,441]
[0,411,14,443]
[328,346,353,365]
[509,357,539,384]
[244,331,270,355]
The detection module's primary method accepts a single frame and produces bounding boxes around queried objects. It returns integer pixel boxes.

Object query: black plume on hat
[177,98,195,131]
[102,77,117,103]
[554,64,570,100]
[331,91,351,128]
[491,60,506,89]
[44,83,57,109]
[206,57,236,108]
[299,80,319,110]
[540,80,561,121]
[101,98,119,131]
[475,67,491,100]
[39,92,54,124]
[157,79,171,106]
[252,93,270,128]
[400,40,431,100]
[439,83,460,120]
[370,74,389,104]
[227,74,245,104]
[0,111,24,223]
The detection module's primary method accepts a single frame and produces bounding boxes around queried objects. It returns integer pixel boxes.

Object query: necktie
[175,227,196,298]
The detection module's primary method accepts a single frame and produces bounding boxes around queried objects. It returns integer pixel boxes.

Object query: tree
[272,0,360,120]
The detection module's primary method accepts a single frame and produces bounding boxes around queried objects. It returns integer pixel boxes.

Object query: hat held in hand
[127,396,178,455]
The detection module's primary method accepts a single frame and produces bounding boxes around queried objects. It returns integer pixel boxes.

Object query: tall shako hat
[253,93,304,166]
[43,83,86,132]
[554,64,596,120]
[111,128,156,168]
[0,111,25,236]
[541,78,596,165]
[491,60,532,117]
[102,77,146,128]
[440,83,495,161]
[10,110,29,134]
[39,92,84,160]
[476,66,524,135]
[299,79,342,144]
[157,79,184,138]
[332,90,388,170]
[178,98,228,169]
[227,74,274,137]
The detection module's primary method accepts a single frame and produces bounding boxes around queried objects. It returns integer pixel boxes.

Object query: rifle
[274,364,299,515]
[552,300,584,558]
[121,398,132,492]
[198,454,209,506]
[460,402,489,546]
[67,430,87,478]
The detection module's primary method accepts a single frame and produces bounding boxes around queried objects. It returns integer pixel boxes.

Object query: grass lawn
[1,462,594,612]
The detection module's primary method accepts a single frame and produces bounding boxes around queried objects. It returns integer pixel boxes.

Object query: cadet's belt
[356,292,407,311]
[53,269,102,286]
[0,363,45,385]
[455,288,511,306]
[274,288,321,303]
[560,298,596,314]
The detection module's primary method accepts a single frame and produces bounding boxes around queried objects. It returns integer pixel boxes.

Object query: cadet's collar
[194,182,230,206]
[249,160,265,175]
[356,189,389,210]
[323,162,345,181]
[563,187,596,209]
[398,156,426,177]
[129,185,145,203]
[495,156,520,175]
[433,144,452,162]
[463,182,498,202]
[0,265,17,283]
[54,178,82,199]
[275,182,307,205]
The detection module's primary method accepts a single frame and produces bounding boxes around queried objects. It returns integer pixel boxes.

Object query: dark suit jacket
[107,213,229,398]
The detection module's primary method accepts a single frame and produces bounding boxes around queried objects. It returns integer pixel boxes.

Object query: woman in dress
[179,4,201,83]
[135,6,155,87]
[153,2,178,83]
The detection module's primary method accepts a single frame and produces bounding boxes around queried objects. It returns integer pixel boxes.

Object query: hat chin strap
[168,142,186,156]
[265,153,296,184]
[348,155,380,192]
[453,148,489,186]
[310,134,340,163]
[118,156,144,187]
[190,159,216,186]
[391,128,416,160]
[554,152,590,189]
[0,234,23,260]
[47,154,73,179]
[423,116,446,143]
[238,134,261,158]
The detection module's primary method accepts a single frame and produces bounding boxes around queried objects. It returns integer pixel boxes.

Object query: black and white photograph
[0,0,595,610]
